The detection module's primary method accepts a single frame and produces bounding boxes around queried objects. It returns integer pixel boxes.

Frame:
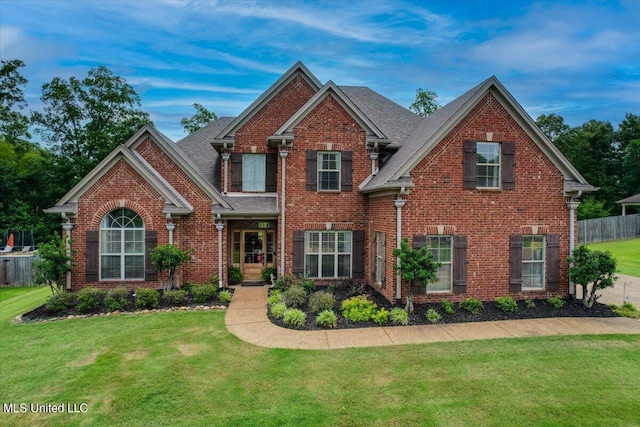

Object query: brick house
[45,61,595,303]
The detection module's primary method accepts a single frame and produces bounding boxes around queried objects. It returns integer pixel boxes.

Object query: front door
[241,230,274,281]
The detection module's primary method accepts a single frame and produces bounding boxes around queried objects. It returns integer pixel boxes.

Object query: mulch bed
[268,284,619,331]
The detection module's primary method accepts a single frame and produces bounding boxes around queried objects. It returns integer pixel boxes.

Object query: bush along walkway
[226,286,640,350]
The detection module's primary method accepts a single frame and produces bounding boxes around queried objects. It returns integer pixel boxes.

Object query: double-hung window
[305,231,352,278]
[243,154,266,192]
[476,142,500,188]
[522,235,545,289]
[413,236,452,293]
[318,152,340,191]
[100,208,145,280]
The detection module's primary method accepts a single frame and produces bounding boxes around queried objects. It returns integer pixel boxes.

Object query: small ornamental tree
[33,232,73,295]
[150,244,193,293]
[392,238,441,314]
[569,245,617,308]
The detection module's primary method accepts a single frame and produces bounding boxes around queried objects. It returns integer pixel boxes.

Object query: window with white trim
[243,154,266,192]
[374,232,386,284]
[413,236,452,293]
[318,152,340,191]
[305,231,352,278]
[100,208,145,280]
[476,142,500,188]
[522,235,545,289]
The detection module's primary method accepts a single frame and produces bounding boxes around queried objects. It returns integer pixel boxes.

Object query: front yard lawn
[1,288,639,426]
[587,238,640,277]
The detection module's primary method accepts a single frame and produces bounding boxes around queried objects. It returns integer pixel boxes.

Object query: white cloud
[127,77,262,94]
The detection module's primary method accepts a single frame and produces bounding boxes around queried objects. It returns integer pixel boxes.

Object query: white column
[216,221,224,288]
[222,152,230,194]
[166,221,175,245]
[279,148,288,276]
[567,199,580,296]
[394,198,406,301]
[62,221,74,290]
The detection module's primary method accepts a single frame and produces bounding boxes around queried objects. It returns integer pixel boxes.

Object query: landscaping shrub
[163,289,187,305]
[283,308,307,329]
[281,285,307,308]
[441,299,455,314]
[104,288,132,312]
[299,277,315,294]
[372,308,389,325]
[191,283,217,303]
[270,302,287,319]
[495,295,518,312]
[308,291,336,313]
[273,273,296,291]
[76,287,106,313]
[316,310,337,328]
[218,289,233,303]
[261,266,277,282]
[548,296,565,309]
[228,266,243,286]
[389,307,409,326]
[135,288,159,309]
[45,291,76,314]
[460,297,484,314]
[426,308,442,323]
[524,297,536,309]
[611,302,640,319]
[206,274,220,286]
[268,290,282,306]
[341,295,377,322]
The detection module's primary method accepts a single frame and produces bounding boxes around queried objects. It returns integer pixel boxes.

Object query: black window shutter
[463,140,477,189]
[413,234,427,249]
[145,230,158,281]
[502,141,516,190]
[231,152,243,192]
[509,235,523,292]
[306,150,317,191]
[86,230,99,282]
[341,151,353,192]
[293,230,305,275]
[352,229,364,279]
[453,235,467,294]
[546,234,560,291]
[265,153,277,192]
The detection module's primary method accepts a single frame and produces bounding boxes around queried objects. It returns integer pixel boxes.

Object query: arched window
[100,208,145,280]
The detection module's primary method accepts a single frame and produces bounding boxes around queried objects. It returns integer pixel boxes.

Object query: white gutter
[61,213,74,290]
[279,144,289,276]
[216,217,224,288]
[567,191,582,296]
[394,197,406,301]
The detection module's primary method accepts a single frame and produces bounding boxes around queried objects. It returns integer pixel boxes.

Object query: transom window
[522,235,545,289]
[318,152,340,191]
[305,231,352,278]
[413,236,452,293]
[476,142,500,188]
[243,154,266,192]
[100,208,145,280]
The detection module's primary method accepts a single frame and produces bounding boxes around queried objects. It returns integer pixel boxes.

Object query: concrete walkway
[225,286,640,350]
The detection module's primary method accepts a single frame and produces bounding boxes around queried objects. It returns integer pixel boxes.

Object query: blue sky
[1,0,638,142]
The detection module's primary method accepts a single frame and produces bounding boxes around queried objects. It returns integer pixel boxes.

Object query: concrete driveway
[578,274,640,307]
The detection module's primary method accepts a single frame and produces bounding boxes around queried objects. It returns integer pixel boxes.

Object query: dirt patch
[67,350,101,367]
[176,343,202,356]
[122,350,148,361]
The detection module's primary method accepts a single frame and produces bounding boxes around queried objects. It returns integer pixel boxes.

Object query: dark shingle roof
[176,117,235,187]
[616,193,640,204]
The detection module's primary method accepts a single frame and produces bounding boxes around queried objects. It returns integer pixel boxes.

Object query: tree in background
[621,140,640,205]
[181,103,217,134]
[536,113,570,142]
[409,88,440,117]
[31,66,152,181]
[0,59,31,145]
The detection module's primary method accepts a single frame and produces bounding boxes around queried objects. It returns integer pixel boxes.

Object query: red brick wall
[369,195,399,302]
[401,92,570,303]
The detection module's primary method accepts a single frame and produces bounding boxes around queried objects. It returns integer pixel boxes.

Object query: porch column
[216,221,224,288]
[62,220,74,290]
[222,152,230,194]
[165,219,175,245]
[394,198,406,301]
[279,147,289,276]
[567,199,580,296]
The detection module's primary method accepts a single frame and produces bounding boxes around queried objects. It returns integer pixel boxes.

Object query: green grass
[0,286,50,323]
[587,238,640,277]
[1,290,640,426]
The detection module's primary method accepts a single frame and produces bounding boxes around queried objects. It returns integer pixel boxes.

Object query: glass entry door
[241,230,274,280]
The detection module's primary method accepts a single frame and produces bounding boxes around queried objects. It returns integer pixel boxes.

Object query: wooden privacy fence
[0,255,37,287]
[578,214,640,244]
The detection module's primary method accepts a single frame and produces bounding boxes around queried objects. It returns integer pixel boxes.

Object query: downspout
[216,215,224,288]
[222,151,230,194]
[567,191,582,296]
[279,142,288,276]
[61,213,74,291]
[394,197,406,301]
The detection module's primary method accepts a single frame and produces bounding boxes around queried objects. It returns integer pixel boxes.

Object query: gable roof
[268,81,390,147]
[212,61,322,146]
[616,193,640,204]
[361,76,595,195]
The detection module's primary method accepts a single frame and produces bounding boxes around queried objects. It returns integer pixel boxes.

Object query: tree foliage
[33,232,73,294]
[0,59,31,145]
[181,102,217,134]
[536,113,570,141]
[569,245,617,308]
[392,238,441,313]
[409,88,440,117]
[31,66,152,181]
[150,244,193,293]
